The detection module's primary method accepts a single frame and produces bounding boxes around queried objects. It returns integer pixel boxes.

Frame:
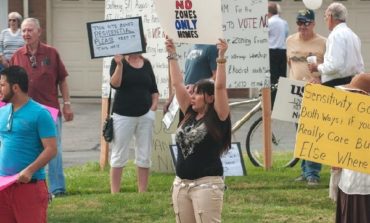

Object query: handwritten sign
[272,77,305,123]
[103,0,269,98]
[222,0,269,88]
[294,84,370,174]
[154,0,223,44]
[87,17,145,58]
[170,142,246,176]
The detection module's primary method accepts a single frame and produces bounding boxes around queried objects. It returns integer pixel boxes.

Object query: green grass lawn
[48,156,336,223]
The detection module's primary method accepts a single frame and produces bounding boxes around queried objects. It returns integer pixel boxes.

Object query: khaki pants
[172,176,225,223]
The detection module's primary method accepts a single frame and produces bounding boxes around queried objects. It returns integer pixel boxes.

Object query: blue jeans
[301,159,321,180]
[48,116,66,194]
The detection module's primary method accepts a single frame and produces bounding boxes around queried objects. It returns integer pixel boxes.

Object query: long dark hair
[181,79,231,155]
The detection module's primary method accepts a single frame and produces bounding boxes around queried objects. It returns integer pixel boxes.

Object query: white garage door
[51,0,105,97]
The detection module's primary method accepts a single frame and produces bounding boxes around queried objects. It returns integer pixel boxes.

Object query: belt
[27,179,43,184]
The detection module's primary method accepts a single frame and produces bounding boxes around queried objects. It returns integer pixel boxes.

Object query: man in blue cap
[287,9,326,186]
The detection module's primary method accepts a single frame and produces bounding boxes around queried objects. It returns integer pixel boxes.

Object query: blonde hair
[8,12,23,28]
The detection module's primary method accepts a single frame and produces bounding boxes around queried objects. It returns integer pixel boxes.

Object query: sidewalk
[62,98,101,167]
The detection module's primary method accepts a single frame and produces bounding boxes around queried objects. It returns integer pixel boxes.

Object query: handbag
[102,87,114,142]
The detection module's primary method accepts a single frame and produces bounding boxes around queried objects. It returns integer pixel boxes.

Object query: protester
[0,66,57,222]
[334,73,370,223]
[10,18,73,197]
[109,51,159,193]
[267,2,288,106]
[286,9,326,186]
[308,2,364,86]
[0,12,24,68]
[165,37,231,223]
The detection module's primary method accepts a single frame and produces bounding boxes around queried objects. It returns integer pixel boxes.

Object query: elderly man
[308,2,364,86]
[0,66,57,222]
[286,9,326,186]
[10,18,73,197]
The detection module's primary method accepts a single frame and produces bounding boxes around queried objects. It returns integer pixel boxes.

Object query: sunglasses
[296,21,311,27]
[29,55,37,68]
[8,19,17,22]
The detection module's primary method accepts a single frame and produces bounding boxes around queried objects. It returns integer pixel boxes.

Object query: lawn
[48,157,336,223]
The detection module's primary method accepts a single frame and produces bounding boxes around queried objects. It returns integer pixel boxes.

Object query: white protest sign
[170,142,246,176]
[153,0,223,44]
[272,77,305,123]
[87,17,145,58]
[222,0,270,88]
[103,0,269,98]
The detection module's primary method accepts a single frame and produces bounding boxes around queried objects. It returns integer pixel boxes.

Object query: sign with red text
[154,0,223,44]
[295,84,370,174]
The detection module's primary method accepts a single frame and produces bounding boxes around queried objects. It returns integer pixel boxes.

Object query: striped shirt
[0,28,24,61]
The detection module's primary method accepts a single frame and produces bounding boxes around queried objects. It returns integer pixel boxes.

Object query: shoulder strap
[107,87,113,116]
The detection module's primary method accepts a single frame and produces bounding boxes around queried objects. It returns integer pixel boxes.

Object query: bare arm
[59,78,74,121]
[110,55,124,88]
[214,39,230,121]
[165,37,190,114]
[17,137,57,183]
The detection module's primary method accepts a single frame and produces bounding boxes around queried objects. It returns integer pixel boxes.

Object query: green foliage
[48,159,336,223]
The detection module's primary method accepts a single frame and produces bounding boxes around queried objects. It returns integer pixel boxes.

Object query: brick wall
[8,0,47,42]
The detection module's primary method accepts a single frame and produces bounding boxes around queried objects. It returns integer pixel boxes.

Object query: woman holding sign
[109,50,159,193]
[165,37,231,223]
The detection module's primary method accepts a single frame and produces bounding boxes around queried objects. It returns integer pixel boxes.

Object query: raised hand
[216,38,228,58]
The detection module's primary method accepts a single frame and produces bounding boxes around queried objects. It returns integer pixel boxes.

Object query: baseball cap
[297,9,315,22]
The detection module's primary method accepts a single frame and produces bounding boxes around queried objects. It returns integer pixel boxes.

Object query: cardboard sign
[87,17,146,58]
[272,77,306,123]
[170,142,247,176]
[294,84,370,174]
[154,0,223,44]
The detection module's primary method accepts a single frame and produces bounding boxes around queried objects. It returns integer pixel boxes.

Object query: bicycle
[229,85,299,168]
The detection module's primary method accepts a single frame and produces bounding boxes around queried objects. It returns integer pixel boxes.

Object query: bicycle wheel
[246,117,299,168]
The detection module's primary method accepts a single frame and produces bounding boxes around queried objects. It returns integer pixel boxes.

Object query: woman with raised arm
[165,37,231,223]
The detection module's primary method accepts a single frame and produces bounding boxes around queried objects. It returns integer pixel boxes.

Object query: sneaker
[294,175,306,182]
[307,178,319,186]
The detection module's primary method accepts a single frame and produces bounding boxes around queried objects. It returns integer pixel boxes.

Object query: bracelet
[167,53,178,60]
[63,101,71,105]
[216,58,227,64]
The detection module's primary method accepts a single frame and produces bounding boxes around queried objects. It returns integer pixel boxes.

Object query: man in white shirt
[308,2,364,87]
[268,2,289,106]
